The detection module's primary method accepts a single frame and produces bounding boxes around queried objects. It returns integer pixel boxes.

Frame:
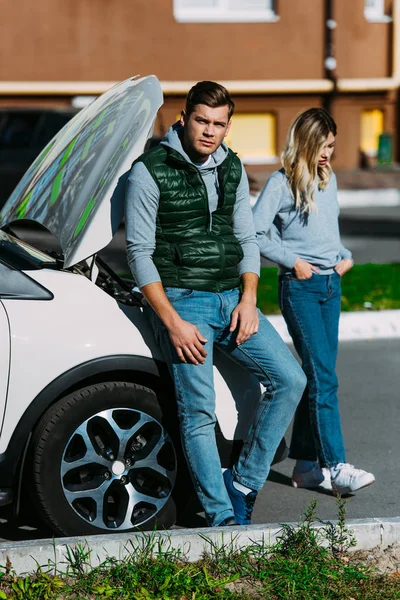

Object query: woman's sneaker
[330,463,375,495]
[292,463,332,491]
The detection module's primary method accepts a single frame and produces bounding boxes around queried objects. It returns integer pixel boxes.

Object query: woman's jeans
[279,272,346,468]
[148,287,306,527]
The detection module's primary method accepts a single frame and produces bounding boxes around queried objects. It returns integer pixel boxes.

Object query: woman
[253,108,375,495]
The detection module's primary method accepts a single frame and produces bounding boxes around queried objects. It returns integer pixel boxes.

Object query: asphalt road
[339,205,400,265]
[253,338,400,526]
[0,338,398,541]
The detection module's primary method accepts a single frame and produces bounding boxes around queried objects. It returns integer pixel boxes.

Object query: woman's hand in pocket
[334,258,354,276]
[293,257,320,280]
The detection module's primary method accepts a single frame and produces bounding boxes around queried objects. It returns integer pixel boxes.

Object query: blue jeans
[148,287,306,526]
[279,272,346,468]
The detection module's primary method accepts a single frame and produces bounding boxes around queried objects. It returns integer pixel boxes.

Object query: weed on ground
[0,499,398,599]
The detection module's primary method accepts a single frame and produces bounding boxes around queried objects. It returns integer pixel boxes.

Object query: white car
[0,76,286,537]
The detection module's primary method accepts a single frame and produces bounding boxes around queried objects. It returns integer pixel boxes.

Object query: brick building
[0,0,398,169]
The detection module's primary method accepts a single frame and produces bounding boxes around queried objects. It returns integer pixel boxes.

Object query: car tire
[29,382,177,537]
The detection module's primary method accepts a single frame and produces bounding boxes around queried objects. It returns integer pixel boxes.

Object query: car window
[0,262,53,300]
[0,113,42,150]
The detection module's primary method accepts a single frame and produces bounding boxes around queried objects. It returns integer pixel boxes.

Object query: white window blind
[182,0,218,6]
[174,0,277,23]
[364,0,391,22]
[229,0,273,9]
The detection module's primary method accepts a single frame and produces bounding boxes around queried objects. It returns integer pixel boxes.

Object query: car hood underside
[0,76,163,268]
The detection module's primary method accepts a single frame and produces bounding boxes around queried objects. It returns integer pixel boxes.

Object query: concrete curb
[265,310,400,343]
[251,188,400,208]
[0,517,399,575]
[338,188,400,208]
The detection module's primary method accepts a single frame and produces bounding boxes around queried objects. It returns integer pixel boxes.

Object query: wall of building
[332,91,397,168]
[0,0,397,169]
[0,0,324,82]
[335,0,393,79]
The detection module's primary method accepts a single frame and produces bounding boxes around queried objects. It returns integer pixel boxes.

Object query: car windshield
[0,230,57,270]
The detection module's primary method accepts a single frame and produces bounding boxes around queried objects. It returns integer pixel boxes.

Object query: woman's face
[318,131,336,167]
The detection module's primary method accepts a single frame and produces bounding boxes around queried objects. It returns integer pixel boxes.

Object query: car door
[0,300,10,431]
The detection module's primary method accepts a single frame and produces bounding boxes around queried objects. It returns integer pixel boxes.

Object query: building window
[173,0,278,23]
[225,113,277,165]
[360,109,384,156]
[364,0,391,22]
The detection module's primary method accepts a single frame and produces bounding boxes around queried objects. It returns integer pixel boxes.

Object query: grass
[257,263,400,314]
[119,263,400,314]
[0,500,398,599]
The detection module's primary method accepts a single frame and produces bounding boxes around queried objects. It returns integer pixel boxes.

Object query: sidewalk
[336,167,400,190]
[246,165,400,192]
[338,188,400,208]
[266,309,400,343]
[248,167,400,209]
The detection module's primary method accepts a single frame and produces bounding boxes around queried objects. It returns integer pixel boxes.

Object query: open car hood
[0,76,163,267]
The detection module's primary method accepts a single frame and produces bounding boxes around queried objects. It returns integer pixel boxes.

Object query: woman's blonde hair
[281,108,337,213]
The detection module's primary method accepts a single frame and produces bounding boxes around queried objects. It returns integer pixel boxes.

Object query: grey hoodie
[125,123,259,289]
[252,168,352,274]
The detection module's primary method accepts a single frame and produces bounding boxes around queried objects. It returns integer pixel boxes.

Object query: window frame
[173,0,279,23]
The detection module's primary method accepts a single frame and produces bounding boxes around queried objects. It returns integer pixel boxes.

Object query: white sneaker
[331,463,375,495]
[292,464,332,491]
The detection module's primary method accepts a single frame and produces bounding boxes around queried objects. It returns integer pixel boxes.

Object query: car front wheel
[29,382,177,536]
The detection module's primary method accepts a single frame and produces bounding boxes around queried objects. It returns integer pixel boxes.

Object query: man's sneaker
[292,464,332,491]
[331,463,375,495]
[223,469,257,525]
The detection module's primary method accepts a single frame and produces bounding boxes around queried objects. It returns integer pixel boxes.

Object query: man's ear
[180,110,186,127]
[224,119,232,138]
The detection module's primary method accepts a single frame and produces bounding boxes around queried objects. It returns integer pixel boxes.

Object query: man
[125,81,306,527]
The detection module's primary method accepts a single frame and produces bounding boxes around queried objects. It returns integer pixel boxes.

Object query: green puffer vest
[137,144,244,292]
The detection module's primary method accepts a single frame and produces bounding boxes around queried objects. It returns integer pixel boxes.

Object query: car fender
[0,270,159,451]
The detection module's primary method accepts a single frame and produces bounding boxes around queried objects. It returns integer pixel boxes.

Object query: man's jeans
[148,287,306,526]
[279,272,346,467]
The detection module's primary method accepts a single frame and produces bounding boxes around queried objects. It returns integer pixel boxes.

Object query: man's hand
[293,257,320,279]
[334,258,353,276]
[229,272,260,345]
[141,282,208,365]
[230,299,259,345]
[167,318,208,365]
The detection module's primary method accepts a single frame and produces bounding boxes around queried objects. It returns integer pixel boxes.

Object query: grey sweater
[125,123,260,289]
[252,169,352,274]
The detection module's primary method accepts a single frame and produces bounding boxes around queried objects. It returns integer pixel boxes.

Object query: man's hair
[185,81,235,120]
